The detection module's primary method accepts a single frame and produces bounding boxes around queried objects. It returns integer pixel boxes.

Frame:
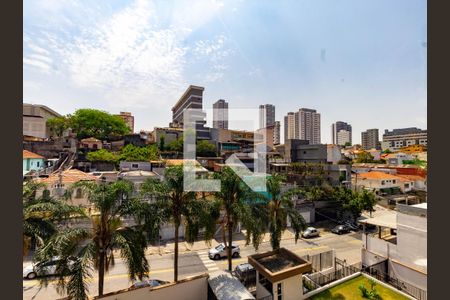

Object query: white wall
[273,274,303,300]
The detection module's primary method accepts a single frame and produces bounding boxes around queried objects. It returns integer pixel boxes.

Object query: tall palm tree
[23,181,83,256]
[34,180,150,299]
[213,167,267,272]
[139,165,219,282]
[265,174,306,250]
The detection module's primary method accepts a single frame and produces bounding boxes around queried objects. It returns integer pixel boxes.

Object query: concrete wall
[93,275,208,300]
[273,274,303,300]
[23,116,47,139]
[119,161,152,171]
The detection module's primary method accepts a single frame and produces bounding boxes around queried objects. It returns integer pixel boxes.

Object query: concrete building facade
[382,127,427,151]
[115,112,134,133]
[23,103,62,139]
[273,121,281,145]
[331,121,352,145]
[361,128,380,150]
[212,99,229,130]
[284,109,321,145]
[259,104,276,129]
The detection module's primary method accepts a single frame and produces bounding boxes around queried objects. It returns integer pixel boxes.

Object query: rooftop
[358,171,401,180]
[23,150,44,159]
[248,248,312,283]
[37,169,98,185]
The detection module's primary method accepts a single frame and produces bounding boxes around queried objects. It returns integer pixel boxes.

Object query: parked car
[208,243,240,260]
[233,263,256,283]
[331,224,351,235]
[23,256,77,280]
[302,227,319,238]
[130,279,169,289]
[344,221,359,231]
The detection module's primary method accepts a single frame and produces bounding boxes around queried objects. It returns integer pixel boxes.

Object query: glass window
[277,283,282,300]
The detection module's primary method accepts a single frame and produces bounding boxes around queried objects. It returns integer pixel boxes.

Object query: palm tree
[23,181,83,256]
[34,179,150,299]
[265,174,306,250]
[139,165,218,282]
[213,167,266,272]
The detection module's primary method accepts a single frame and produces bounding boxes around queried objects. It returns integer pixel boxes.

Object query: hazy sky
[24,0,427,144]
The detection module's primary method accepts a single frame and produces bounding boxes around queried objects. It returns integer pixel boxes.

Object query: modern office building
[115,112,134,133]
[23,103,62,139]
[170,85,210,140]
[361,128,380,150]
[259,104,275,129]
[331,121,352,145]
[382,127,427,151]
[212,99,228,130]
[273,121,281,145]
[284,108,321,144]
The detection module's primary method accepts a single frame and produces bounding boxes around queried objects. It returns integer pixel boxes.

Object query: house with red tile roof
[35,169,99,206]
[354,171,414,194]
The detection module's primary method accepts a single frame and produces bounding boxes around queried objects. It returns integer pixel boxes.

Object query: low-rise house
[23,150,45,176]
[80,137,103,150]
[354,171,414,194]
[35,169,98,206]
[396,174,427,191]
[118,170,159,195]
[359,203,427,299]
[385,152,413,165]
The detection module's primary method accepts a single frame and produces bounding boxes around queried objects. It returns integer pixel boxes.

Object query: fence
[305,257,361,289]
[362,266,427,300]
[300,249,335,272]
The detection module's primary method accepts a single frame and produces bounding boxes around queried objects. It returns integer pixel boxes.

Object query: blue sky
[24,0,427,144]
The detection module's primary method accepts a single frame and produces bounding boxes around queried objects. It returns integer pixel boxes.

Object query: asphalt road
[23,231,362,300]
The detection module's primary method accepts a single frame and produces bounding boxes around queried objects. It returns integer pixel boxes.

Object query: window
[93,144,98,149]
[381,180,385,185]
[392,180,396,184]
[75,188,83,199]
[131,163,139,169]
[43,189,50,198]
[277,283,282,300]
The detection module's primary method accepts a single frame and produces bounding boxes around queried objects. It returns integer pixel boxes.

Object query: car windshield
[215,244,224,250]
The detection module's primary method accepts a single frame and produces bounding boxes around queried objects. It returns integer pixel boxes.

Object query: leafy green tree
[34,180,149,299]
[68,109,130,140]
[47,117,69,138]
[159,135,165,151]
[355,151,374,163]
[119,144,159,161]
[213,167,266,271]
[358,190,377,217]
[265,174,306,250]
[196,140,217,157]
[86,149,119,162]
[139,166,218,281]
[22,181,83,256]
[344,142,352,147]
[166,138,184,152]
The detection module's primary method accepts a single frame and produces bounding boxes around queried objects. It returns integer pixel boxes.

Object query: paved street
[23,229,362,300]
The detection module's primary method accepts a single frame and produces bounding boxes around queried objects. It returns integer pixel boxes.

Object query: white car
[302,227,320,238]
[23,257,76,280]
[208,243,240,260]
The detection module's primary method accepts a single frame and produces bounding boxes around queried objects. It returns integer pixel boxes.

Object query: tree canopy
[355,151,374,163]
[49,109,131,140]
[119,144,159,161]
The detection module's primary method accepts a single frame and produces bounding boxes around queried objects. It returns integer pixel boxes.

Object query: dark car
[234,263,256,283]
[331,224,351,235]
[130,279,169,289]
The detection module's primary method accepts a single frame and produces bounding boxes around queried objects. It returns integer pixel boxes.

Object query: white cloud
[24,0,234,106]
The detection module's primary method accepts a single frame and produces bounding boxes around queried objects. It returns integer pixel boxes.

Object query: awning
[358,211,397,229]
[208,271,255,300]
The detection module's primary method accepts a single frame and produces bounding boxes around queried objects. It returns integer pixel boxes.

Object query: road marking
[197,251,221,272]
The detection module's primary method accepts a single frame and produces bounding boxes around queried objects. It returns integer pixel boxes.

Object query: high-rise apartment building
[273,121,281,145]
[115,112,135,133]
[170,85,210,140]
[337,130,351,146]
[361,128,380,150]
[284,108,321,144]
[331,121,352,145]
[259,104,275,129]
[284,112,296,142]
[213,99,229,130]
